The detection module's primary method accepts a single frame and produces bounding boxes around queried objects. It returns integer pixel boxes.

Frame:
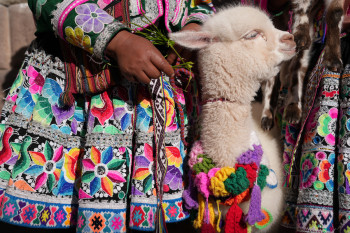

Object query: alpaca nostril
[280,33,294,42]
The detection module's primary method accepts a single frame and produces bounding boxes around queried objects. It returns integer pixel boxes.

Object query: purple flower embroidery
[75,3,113,33]
[164,165,182,190]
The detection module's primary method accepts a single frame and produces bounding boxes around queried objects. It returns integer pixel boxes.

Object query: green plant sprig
[131,15,194,91]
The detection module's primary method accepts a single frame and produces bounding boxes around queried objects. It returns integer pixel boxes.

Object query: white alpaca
[171,5,295,232]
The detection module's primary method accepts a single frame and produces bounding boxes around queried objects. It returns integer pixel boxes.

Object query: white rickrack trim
[78,200,126,209]
[5,185,78,204]
[27,120,83,148]
[85,132,132,148]
[93,21,128,60]
[51,0,75,35]
[297,188,333,206]
[184,12,210,25]
[339,193,350,209]
[131,190,184,204]
[135,128,186,145]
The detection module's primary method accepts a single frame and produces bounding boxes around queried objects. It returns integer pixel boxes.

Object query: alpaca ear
[169,30,216,50]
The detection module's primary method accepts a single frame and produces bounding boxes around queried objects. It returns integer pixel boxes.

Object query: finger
[166,50,178,65]
[151,54,175,78]
[166,46,183,65]
[135,71,151,84]
[143,64,162,80]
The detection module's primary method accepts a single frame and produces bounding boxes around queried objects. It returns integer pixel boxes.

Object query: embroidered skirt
[280,35,350,232]
[0,37,200,232]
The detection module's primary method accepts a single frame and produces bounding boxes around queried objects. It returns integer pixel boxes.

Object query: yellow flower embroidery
[65,26,94,54]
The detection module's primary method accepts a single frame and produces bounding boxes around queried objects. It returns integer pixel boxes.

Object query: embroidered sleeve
[28,0,130,60]
[184,1,214,26]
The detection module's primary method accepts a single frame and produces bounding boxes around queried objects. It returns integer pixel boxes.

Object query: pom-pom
[224,167,250,195]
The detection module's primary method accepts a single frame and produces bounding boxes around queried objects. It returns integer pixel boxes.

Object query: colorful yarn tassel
[224,203,247,233]
[245,184,265,225]
[157,206,168,233]
[59,91,75,107]
[216,200,222,232]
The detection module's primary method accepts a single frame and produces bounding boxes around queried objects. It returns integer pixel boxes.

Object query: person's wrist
[105,30,133,59]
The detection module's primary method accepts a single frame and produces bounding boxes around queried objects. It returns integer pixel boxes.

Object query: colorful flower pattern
[300,153,319,189]
[25,143,64,192]
[65,26,93,53]
[317,108,338,146]
[81,146,126,197]
[75,3,114,34]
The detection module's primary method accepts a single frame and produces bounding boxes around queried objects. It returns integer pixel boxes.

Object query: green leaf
[105,125,122,135]
[0,171,11,181]
[82,171,95,183]
[93,125,104,133]
[44,141,53,161]
[32,96,53,126]
[107,159,125,170]
[47,173,56,192]
[143,175,152,193]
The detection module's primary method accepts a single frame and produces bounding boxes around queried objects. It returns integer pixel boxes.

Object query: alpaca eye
[244,31,259,39]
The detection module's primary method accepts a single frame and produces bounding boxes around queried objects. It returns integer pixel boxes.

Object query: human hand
[105,30,174,84]
[166,23,202,65]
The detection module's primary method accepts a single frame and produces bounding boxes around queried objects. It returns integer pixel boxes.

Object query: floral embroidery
[317,108,338,146]
[133,143,153,194]
[166,147,182,168]
[304,106,319,143]
[284,123,298,146]
[26,66,45,95]
[164,82,177,131]
[113,86,133,131]
[300,153,319,189]
[65,26,93,53]
[81,146,126,196]
[318,153,335,191]
[136,87,152,132]
[75,3,114,34]
[164,165,183,191]
[25,143,64,192]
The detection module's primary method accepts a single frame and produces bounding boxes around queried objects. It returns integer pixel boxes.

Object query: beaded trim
[85,133,132,148]
[27,121,82,148]
[297,188,333,206]
[132,191,184,204]
[51,0,75,35]
[5,186,78,204]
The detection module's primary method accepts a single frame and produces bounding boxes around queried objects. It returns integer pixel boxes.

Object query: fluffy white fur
[170,5,295,232]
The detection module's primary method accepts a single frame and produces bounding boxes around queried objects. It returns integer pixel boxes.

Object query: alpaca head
[170,6,296,102]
